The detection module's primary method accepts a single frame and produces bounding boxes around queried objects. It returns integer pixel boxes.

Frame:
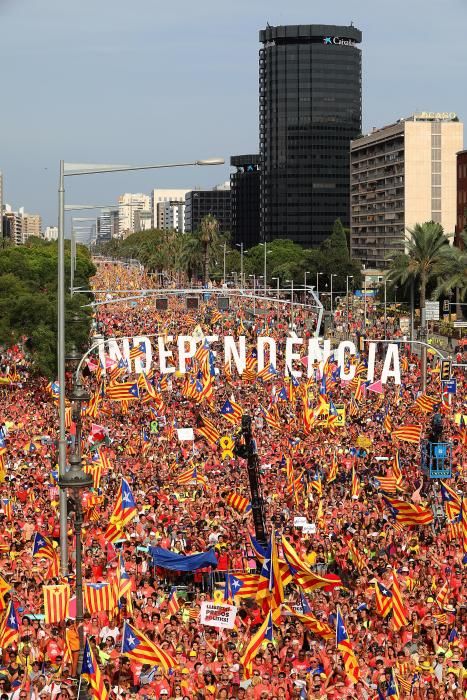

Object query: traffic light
[440,359,452,382]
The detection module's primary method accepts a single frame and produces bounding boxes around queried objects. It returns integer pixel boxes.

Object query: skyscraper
[230,155,261,248]
[259,24,362,246]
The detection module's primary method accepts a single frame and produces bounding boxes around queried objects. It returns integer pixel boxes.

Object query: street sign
[399,317,410,333]
[440,359,452,382]
[425,301,440,321]
[442,379,457,395]
[453,321,467,328]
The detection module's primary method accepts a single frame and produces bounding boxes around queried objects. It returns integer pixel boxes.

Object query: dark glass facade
[185,188,231,234]
[230,154,261,248]
[259,24,362,247]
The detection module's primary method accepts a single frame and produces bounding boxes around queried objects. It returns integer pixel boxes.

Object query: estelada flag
[43,584,70,624]
[383,496,434,525]
[391,424,422,444]
[84,582,117,613]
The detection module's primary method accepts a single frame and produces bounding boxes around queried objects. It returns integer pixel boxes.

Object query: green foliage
[386,222,451,309]
[0,239,96,377]
[433,231,467,303]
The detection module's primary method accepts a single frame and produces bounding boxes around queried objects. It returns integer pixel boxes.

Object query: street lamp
[330,274,337,315]
[316,272,324,299]
[285,279,294,329]
[57,157,223,573]
[304,271,311,299]
[346,275,354,336]
[259,242,271,297]
[271,276,280,315]
[235,243,244,290]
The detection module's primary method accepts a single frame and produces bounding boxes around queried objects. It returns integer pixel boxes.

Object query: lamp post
[330,274,337,316]
[236,243,244,290]
[304,271,311,296]
[272,277,280,315]
[58,378,93,682]
[346,275,353,336]
[223,242,227,284]
[259,241,269,296]
[316,272,324,300]
[286,279,294,329]
[57,157,223,574]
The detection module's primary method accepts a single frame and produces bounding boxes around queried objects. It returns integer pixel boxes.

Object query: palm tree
[386,222,451,313]
[179,234,203,283]
[433,231,467,318]
[199,214,219,285]
[386,221,451,390]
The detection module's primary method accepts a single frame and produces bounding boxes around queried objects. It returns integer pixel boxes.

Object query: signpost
[424,301,439,322]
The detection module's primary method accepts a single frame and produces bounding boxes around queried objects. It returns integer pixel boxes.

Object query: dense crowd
[0,262,465,700]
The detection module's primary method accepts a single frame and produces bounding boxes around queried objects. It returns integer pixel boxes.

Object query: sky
[1,0,466,229]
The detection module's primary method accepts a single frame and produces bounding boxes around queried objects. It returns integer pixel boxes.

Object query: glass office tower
[259,24,362,246]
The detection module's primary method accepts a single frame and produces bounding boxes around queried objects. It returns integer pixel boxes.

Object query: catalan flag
[0,575,11,611]
[374,475,399,494]
[43,584,70,624]
[104,478,137,542]
[327,454,338,483]
[414,393,437,414]
[129,342,146,361]
[391,424,422,444]
[0,601,19,648]
[374,581,393,618]
[115,555,132,614]
[166,589,180,617]
[240,610,273,678]
[32,532,57,560]
[351,466,360,499]
[283,605,334,640]
[347,539,367,572]
[256,530,284,619]
[435,581,448,610]
[383,496,433,526]
[257,364,278,382]
[82,638,108,700]
[261,405,281,431]
[392,450,402,484]
[106,381,139,401]
[84,582,117,613]
[336,608,360,684]
[440,480,461,522]
[383,407,392,435]
[196,415,220,446]
[224,573,261,600]
[391,569,408,631]
[121,621,176,672]
[282,537,342,592]
[225,492,251,515]
[220,398,243,425]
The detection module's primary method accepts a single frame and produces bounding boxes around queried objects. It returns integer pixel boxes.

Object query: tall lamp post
[57,157,223,574]
[236,243,244,290]
[316,272,324,300]
[304,270,311,295]
[346,275,353,336]
[330,273,337,316]
[286,279,294,329]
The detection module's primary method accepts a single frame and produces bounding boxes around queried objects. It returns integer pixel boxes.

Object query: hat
[160,690,169,695]
[189,651,197,657]
[444,605,456,612]
[181,669,189,675]
[419,661,432,671]
[427,597,434,603]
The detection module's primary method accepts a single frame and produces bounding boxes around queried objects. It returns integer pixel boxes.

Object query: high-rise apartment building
[157,200,186,233]
[98,209,119,240]
[185,183,231,234]
[22,214,42,239]
[456,149,467,244]
[230,155,261,248]
[118,193,151,238]
[350,112,463,269]
[151,189,190,229]
[134,210,153,232]
[43,226,58,241]
[259,24,362,246]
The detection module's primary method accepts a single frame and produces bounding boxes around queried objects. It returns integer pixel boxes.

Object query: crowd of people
[0,262,465,700]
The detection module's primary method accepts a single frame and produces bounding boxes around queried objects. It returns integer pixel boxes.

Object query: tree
[199,214,220,285]
[0,239,95,377]
[386,222,451,315]
[433,231,467,317]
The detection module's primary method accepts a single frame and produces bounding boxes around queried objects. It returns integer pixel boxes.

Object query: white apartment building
[157,200,186,232]
[43,226,59,241]
[151,189,190,229]
[118,193,151,238]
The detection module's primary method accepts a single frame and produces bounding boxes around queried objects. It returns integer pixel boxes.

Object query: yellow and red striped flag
[84,582,117,613]
[121,621,176,673]
[347,539,367,572]
[413,394,437,414]
[82,639,108,700]
[374,581,393,618]
[391,569,408,631]
[351,466,360,499]
[43,584,70,624]
[240,610,273,678]
[166,589,180,617]
[196,415,220,446]
[383,496,433,525]
[336,608,360,684]
[391,424,422,444]
[327,454,338,483]
[0,601,19,649]
[225,492,251,515]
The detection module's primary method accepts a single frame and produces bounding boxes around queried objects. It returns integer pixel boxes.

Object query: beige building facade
[351,112,463,269]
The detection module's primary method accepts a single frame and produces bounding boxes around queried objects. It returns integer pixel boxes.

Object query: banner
[149,547,218,571]
[200,601,237,629]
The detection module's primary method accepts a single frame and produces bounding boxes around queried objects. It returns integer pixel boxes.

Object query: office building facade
[259,24,362,246]
[456,149,467,244]
[230,155,260,248]
[118,193,151,238]
[185,184,231,234]
[98,209,120,240]
[157,200,186,233]
[351,112,463,269]
[152,189,190,229]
